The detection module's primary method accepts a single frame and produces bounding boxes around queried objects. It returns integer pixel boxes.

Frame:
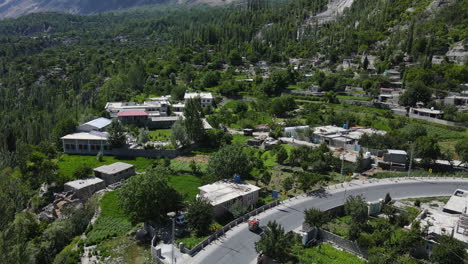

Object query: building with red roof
[117,110,149,125]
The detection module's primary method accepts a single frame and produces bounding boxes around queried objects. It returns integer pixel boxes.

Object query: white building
[77,117,112,132]
[410,107,444,119]
[311,125,386,148]
[411,189,468,247]
[105,101,170,118]
[198,180,261,217]
[64,177,106,200]
[94,162,135,186]
[61,131,110,154]
[184,92,213,108]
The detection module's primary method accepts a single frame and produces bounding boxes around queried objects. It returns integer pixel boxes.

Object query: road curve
[189,177,468,264]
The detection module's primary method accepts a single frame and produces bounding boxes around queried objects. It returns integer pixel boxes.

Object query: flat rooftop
[81,117,112,129]
[184,92,213,100]
[444,189,468,214]
[65,177,104,190]
[417,209,468,244]
[313,125,347,135]
[94,162,134,175]
[388,149,407,155]
[61,131,109,140]
[198,181,261,206]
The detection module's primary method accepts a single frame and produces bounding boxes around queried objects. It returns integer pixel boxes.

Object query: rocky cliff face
[0,0,172,18]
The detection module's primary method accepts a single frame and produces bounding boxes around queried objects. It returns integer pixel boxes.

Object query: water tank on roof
[234,174,241,183]
[343,124,348,129]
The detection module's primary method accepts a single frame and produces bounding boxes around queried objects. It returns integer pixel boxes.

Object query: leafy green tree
[414,136,441,167]
[304,208,329,229]
[186,197,214,236]
[282,176,294,194]
[96,150,103,162]
[276,146,288,165]
[431,235,466,264]
[107,119,126,148]
[455,139,468,166]
[399,81,432,107]
[206,144,251,181]
[52,118,78,148]
[260,170,271,186]
[229,200,249,218]
[344,195,368,240]
[137,128,150,145]
[255,221,298,263]
[184,98,205,142]
[73,166,93,179]
[171,120,190,148]
[119,166,183,223]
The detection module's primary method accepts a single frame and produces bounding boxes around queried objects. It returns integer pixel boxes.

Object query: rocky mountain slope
[0,0,229,18]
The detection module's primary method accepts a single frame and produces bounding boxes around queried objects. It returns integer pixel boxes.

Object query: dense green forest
[0,0,467,263]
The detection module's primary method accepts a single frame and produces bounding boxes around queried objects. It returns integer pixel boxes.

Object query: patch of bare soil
[174,154,210,164]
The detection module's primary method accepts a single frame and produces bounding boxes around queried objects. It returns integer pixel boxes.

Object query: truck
[248,218,260,232]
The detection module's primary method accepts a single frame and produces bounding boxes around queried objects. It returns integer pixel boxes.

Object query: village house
[197,180,261,217]
[410,107,444,119]
[64,177,106,200]
[61,131,111,154]
[77,117,112,132]
[94,162,135,186]
[444,95,468,110]
[409,189,468,255]
[105,100,170,118]
[184,92,214,109]
[116,110,179,129]
[311,125,386,148]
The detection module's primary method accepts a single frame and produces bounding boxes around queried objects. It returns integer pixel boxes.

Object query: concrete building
[444,95,468,110]
[61,131,110,154]
[77,117,112,132]
[311,125,386,148]
[444,189,468,214]
[94,162,135,186]
[105,101,170,118]
[117,110,150,126]
[383,149,408,164]
[64,177,106,200]
[410,107,444,119]
[197,180,261,217]
[184,92,213,108]
[411,189,468,248]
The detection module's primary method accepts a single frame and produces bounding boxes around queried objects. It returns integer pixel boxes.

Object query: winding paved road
[188,177,468,264]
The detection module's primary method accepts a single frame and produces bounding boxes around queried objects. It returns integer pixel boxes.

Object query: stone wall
[320,229,368,258]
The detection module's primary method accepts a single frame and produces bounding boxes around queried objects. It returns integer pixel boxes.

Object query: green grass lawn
[232,134,252,144]
[168,174,202,201]
[294,243,365,264]
[58,154,154,179]
[85,191,133,246]
[148,129,172,141]
[337,95,371,101]
[324,216,351,239]
[176,235,207,250]
[287,84,304,90]
[170,159,208,173]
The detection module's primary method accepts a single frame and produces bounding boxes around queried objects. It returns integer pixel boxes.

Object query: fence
[182,199,280,256]
[320,229,368,258]
[148,199,281,262]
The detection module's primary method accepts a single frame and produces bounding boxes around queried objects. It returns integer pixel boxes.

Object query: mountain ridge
[0,0,235,19]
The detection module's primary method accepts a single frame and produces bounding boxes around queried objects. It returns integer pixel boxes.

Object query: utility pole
[340,153,345,176]
[408,142,414,178]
